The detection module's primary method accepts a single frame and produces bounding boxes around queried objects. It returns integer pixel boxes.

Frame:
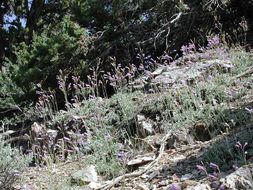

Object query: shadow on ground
[162,100,253,179]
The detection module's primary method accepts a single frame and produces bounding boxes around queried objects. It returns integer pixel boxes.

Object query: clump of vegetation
[0,0,253,189]
[200,48,253,169]
[86,128,125,179]
[196,162,225,189]
[19,39,252,169]
[0,138,31,189]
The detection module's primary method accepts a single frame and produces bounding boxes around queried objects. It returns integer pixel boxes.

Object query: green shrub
[230,48,252,75]
[107,92,143,126]
[5,15,91,104]
[0,138,31,189]
[86,128,125,179]
[0,60,25,110]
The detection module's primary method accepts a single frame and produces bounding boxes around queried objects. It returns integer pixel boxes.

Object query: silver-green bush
[0,138,31,189]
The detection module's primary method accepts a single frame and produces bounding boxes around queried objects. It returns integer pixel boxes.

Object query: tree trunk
[0,4,8,66]
[26,0,44,42]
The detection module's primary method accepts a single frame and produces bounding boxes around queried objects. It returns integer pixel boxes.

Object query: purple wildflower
[168,183,181,190]
[209,162,220,172]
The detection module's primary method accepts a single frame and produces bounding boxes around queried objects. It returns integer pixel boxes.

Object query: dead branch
[98,131,171,190]
[154,12,183,49]
[234,66,253,79]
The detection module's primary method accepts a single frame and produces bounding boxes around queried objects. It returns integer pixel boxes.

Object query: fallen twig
[98,131,171,190]
[234,66,253,79]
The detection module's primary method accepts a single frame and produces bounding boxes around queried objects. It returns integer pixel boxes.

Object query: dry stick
[5,136,30,144]
[154,12,182,49]
[233,66,253,79]
[134,137,157,152]
[98,131,171,190]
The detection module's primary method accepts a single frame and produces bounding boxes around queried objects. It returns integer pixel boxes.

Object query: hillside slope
[12,42,253,190]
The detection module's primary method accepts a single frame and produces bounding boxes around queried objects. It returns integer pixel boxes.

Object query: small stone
[47,129,58,137]
[70,165,98,186]
[137,115,154,137]
[157,180,168,187]
[168,154,186,163]
[141,174,149,179]
[180,173,193,181]
[127,153,155,167]
[142,121,153,134]
[137,183,150,190]
[31,122,44,134]
[89,182,102,189]
[152,67,166,76]
[185,183,211,190]
[20,184,36,190]
[12,185,21,190]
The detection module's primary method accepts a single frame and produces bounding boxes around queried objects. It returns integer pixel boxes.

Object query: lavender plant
[86,128,125,179]
[57,70,70,106]
[180,41,196,56]
[235,141,248,165]
[29,34,253,169]
[103,57,128,93]
[35,89,58,122]
[70,75,86,103]
[0,138,31,189]
[69,60,106,101]
[196,162,225,190]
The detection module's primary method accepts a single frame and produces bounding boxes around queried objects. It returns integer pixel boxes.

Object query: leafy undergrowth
[0,138,31,189]
[6,42,253,189]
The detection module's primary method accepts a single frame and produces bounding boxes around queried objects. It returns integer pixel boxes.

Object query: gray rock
[129,58,232,93]
[220,165,253,189]
[70,165,98,186]
[137,115,155,137]
[180,173,193,181]
[185,183,211,190]
[127,153,156,167]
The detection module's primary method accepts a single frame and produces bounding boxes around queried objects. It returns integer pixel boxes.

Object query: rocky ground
[14,47,253,190]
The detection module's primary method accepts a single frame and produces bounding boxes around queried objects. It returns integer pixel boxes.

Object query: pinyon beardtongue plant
[161,53,174,65]
[180,42,196,56]
[235,141,248,164]
[136,53,158,70]
[69,69,103,102]
[197,162,225,189]
[35,89,58,122]
[70,74,92,102]
[103,56,146,92]
[197,35,230,61]
[235,141,248,151]
[209,162,220,173]
[103,58,127,92]
[196,162,208,176]
[207,35,220,49]
[57,69,69,106]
